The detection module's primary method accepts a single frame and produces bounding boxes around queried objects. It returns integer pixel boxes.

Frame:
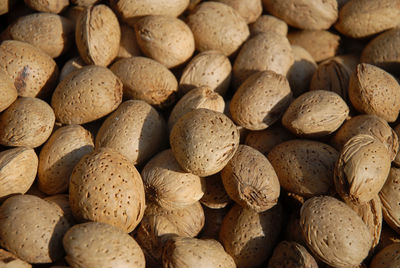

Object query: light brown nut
[300,196,372,267]
[24,0,69,13]
[200,173,231,209]
[0,0,12,15]
[0,67,17,112]
[331,114,399,161]
[0,40,58,98]
[38,125,94,195]
[268,139,338,197]
[263,0,338,30]
[334,134,391,204]
[135,15,194,69]
[179,50,232,96]
[0,147,37,200]
[233,32,294,87]
[250,15,288,36]
[230,70,292,131]
[44,194,75,225]
[186,1,249,56]
[141,149,204,210]
[110,57,178,108]
[69,148,145,233]
[370,243,400,268]
[215,0,262,23]
[170,108,239,177]
[76,4,121,67]
[117,24,141,60]
[221,145,280,212]
[51,65,123,125]
[9,13,74,58]
[59,57,85,82]
[0,249,31,268]
[282,90,349,137]
[380,167,400,235]
[162,236,236,268]
[95,100,167,166]
[0,97,55,148]
[267,241,318,268]
[288,30,340,62]
[335,0,400,38]
[287,45,318,97]
[63,222,145,268]
[349,63,400,122]
[168,86,225,130]
[0,195,70,263]
[219,203,284,268]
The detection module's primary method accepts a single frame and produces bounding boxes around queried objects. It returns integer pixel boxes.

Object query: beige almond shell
[59,57,85,82]
[0,40,58,98]
[0,195,71,263]
[263,0,338,30]
[51,65,123,125]
[117,24,141,60]
[233,32,294,87]
[0,0,12,15]
[370,243,400,268]
[38,125,94,195]
[0,249,31,268]
[168,86,225,130]
[334,134,391,204]
[380,167,400,235]
[0,147,38,200]
[282,90,349,137]
[268,139,338,197]
[200,173,231,209]
[267,241,318,268]
[162,236,236,268]
[95,100,167,166]
[393,124,400,166]
[24,0,69,13]
[201,206,230,239]
[44,194,75,225]
[63,222,145,268]
[215,0,262,24]
[110,56,178,108]
[141,149,204,210]
[170,108,240,177]
[221,145,280,212]
[300,196,372,268]
[135,15,194,69]
[219,203,284,268]
[331,114,399,161]
[75,4,121,67]
[69,147,146,233]
[349,63,400,123]
[179,50,232,96]
[335,0,400,38]
[0,67,17,112]
[0,97,55,148]
[186,1,249,56]
[249,15,288,36]
[288,30,340,62]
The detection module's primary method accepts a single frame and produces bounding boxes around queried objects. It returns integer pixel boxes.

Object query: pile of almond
[1,0,400,267]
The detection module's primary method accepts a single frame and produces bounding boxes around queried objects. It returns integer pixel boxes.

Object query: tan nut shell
[393,124,400,166]
[233,32,294,87]
[263,0,338,30]
[170,108,240,177]
[0,40,58,97]
[0,249,31,268]
[110,57,178,108]
[230,70,292,131]
[24,0,69,13]
[334,134,391,204]
[221,145,280,212]
[200,173,231,209]
[186,1,249,56]
[219,203,284,268]
[38,125,94,195]
[95,100,167,166]
[0,195,71,263]
[380,167,400,234]
[117,24,141,60]
[63,222,145,268]
[370,243,400,268]
[0,97,55,148]
[141,149,204,210]
[51,65,123,125]
[267,241,318,268]
[69,148,145,233]
[349,63,400,122]
[179,50,232,96]
[44,194,75,225]
[300,196,372,267]
[215,0,262,24]
[162,237,236,268]
[0,68,17,112]
[76,5,121,67]
[250,15,288,36]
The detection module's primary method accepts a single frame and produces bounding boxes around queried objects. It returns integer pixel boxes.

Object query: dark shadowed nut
[267,241,318,268]
[370,243,400,268]
[200,173,231,209]
[380,167,400,235]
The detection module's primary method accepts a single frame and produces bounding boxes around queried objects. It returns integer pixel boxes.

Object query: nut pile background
[1,0,400,267]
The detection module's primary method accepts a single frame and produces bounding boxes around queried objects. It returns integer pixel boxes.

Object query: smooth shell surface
[0,68,17,112]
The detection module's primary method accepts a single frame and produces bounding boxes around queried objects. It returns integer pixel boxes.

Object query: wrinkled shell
[51,65,123,125]
[0,249,31,268]
[170,109,239,177]
[380,167,400,234]
[59,57,85,82]
[300,196,372,267]
[200,173,231,209]
[117,23,141,59]
[69,148,146,233]
[267,241,318,268]
[370,243,400,268]
[221,145,280,212]
[24,0,69,13]
[0,68,17,112]
[244,125,293,155]
[95,100,167,166]
[250,14,288,36]
[38,125,94,195]
[0,97,55,148]
[0,195,70,263]
[215,0,262,23]
[63,222,145,268]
